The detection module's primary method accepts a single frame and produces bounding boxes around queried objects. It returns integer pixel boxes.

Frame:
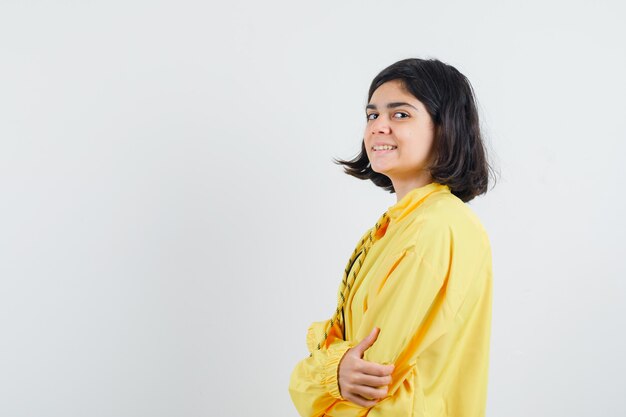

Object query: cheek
[363,138,372,160]
[403,130,435,160]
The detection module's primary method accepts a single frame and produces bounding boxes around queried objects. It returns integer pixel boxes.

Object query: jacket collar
[387,182,450,222]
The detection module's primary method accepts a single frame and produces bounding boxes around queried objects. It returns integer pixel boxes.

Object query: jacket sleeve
[288,318,357,417]
[289,226,382,417]
[358,223,474,397]
[288,240,458,416]
[359,247,449,390]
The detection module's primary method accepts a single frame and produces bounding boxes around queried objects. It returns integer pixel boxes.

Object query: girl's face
[364,80,436,184]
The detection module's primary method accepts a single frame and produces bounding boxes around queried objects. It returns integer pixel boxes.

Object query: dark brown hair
[334,58,495,202]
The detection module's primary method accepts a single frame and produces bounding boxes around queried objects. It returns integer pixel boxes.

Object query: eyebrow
[365,102,419,111]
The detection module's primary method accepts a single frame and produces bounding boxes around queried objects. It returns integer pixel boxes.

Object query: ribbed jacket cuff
[323,342,353,400]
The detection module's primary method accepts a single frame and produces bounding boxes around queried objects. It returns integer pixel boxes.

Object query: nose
[370,115,391,135]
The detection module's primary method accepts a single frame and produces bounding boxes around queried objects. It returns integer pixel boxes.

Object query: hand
[338,327,395,408]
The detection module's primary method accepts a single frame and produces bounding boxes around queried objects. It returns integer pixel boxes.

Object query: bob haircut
[335,58,494,203]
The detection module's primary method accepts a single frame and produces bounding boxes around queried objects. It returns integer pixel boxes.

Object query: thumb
[354,327,380,356]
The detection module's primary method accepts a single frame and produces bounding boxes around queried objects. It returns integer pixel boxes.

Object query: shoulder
[421,191,489,242]
[402,191,491,267]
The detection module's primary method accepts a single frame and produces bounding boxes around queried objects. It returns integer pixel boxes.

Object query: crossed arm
[289,246,451,417]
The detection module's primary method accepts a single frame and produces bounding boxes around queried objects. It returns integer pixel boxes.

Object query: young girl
[289,58,494,417]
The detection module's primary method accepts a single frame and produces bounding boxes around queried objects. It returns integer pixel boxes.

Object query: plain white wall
[1,1,624,416]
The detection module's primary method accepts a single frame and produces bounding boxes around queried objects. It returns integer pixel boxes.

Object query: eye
[366,111,409,121]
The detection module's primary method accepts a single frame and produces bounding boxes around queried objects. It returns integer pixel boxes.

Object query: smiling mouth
[372,145,397,151]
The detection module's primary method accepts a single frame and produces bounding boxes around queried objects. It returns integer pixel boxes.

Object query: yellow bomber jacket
[289,182,493,417]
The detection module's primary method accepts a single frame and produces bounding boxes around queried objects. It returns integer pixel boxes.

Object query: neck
[392,172,434,202]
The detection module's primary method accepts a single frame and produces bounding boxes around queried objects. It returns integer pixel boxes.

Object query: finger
[353,373,392,388]
[354,384,389,401]
[359,360,395,377]
[354,327,380,355]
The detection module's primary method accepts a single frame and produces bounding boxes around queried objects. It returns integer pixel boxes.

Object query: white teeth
[373,145,397,151]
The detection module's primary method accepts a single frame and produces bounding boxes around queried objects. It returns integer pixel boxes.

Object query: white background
[1,1,625,416]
